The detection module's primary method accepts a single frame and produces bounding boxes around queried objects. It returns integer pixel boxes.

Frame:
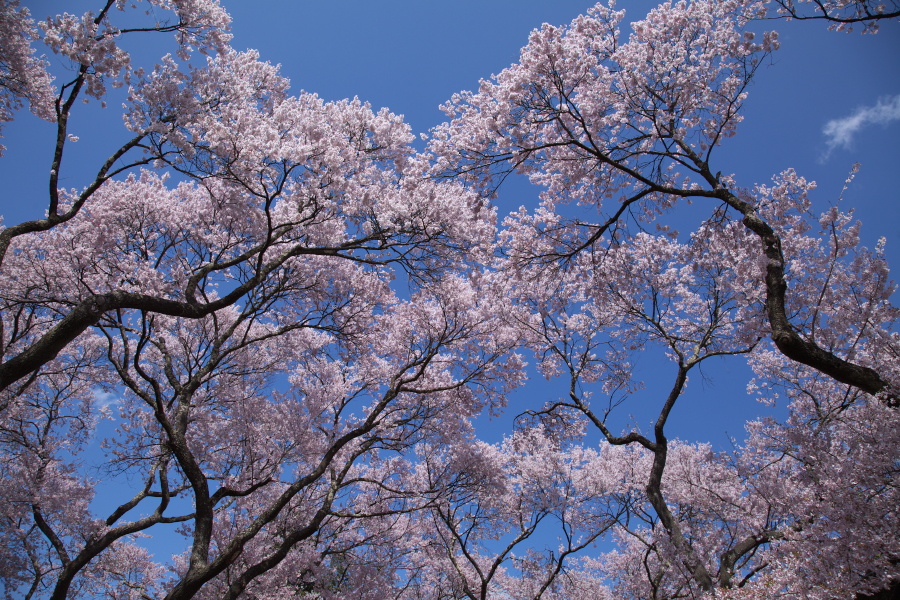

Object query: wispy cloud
[89,389,122,443]
[822,94,900,159]
[93,389,120,410]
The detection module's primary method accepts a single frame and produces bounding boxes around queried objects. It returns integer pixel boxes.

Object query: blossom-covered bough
[0,0,232,393]
[398,429,627,599]
[0,0,55,154]
[768,0,900,33]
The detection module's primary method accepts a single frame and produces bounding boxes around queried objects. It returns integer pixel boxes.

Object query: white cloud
[822,94,900,159]
[93,389,120,410]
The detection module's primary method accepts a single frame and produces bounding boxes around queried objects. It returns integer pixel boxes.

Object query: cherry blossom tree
[430,0,899,597]
[0,2,523,598]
